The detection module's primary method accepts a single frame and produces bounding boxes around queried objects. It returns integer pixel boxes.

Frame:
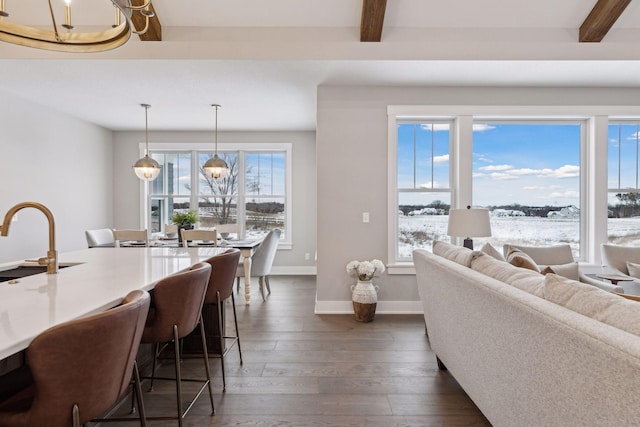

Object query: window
[472,122,582,257]
[146,143,292,247]
[607,122,640,246]
[395,121,452,261]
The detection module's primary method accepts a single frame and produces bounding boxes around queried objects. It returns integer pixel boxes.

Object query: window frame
[139,142,293,249]
[387,105,640,274]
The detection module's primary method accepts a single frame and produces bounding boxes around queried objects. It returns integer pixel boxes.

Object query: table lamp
[447,206,492,250]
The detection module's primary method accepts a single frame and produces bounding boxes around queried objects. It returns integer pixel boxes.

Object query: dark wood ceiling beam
[579,0,631,42]
[130,0,162,41]
[360,0,387,42]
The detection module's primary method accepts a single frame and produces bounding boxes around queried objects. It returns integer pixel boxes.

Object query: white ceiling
[1,0,640,131]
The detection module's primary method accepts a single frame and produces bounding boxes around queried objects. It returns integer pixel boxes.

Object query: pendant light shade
[133,103,161,181]
[203,104,230,180]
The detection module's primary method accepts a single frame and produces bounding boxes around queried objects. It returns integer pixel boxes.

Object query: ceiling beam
[579,0,631,42]
[130,0,162,41]
[360,0,387,42]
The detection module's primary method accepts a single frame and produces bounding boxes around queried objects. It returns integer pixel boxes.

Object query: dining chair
[236,228,281,301]
[214,223,240,240]
[164,224,178,238]
[140,262,215,426]
[113,229,149,247]
[203,248,243,392]
[0,290,150,427]
[85,228,115,248]
[181,229,217,247]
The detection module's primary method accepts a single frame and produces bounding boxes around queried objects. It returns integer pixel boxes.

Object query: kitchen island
[0,246,226,361]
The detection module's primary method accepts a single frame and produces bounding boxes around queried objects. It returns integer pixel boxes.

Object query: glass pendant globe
[133,155,161,181]
[203,154,229,179]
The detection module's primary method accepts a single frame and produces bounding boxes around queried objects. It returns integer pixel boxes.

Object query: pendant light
[203,104,230,180]
[133,103,161,181]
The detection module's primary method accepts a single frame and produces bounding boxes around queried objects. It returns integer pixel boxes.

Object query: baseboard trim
[314,300,423,314]
[270,266,316,275]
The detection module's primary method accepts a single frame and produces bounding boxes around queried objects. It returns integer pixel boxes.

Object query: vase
[351,280,379,322]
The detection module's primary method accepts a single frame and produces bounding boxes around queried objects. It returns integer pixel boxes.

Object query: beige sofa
[414,242,640,426]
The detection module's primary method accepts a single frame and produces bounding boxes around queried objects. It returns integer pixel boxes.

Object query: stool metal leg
[173,325,184,427]
[230,292,243,364]
[199,314,216,414]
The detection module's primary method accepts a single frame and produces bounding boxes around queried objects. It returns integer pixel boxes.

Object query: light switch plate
[362,212,370,223]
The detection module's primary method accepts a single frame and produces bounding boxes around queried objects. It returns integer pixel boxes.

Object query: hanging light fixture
[203,104,230,180]
[0,0,154,53]
[133,103,161,182]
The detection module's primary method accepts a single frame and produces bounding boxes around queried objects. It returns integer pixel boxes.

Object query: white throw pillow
[544,273,640,336]
[626,261,640,279]
[471,252,545,297]
[432,240,474,267]
[540,262,580,282]
[480,242,506,262]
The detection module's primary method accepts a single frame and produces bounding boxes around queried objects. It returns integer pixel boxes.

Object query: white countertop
[0,247,226,360]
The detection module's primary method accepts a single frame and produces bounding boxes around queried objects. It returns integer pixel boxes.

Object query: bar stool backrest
[204,249,241,304]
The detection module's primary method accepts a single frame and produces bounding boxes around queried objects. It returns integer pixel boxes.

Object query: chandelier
[0,0,154,53]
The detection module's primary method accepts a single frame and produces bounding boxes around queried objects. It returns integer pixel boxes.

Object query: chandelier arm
[132,13,150,35]
[47,0,62,42]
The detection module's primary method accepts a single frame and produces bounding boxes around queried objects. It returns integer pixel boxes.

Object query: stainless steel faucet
[0,202,58,274]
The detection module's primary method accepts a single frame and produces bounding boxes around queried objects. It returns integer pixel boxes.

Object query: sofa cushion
[432,240,474,267]
[626,261,640,279]
[540,262,580,281]
[480,242,506,262]
[471,252,545,297]
[544,273,640,337]
[506,247,541,272]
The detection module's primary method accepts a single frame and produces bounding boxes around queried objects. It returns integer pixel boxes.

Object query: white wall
[0,92,113,263]
[111,130,317,270]
[316,85,640,312]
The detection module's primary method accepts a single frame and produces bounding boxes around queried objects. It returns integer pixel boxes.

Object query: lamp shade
[447,208,492,238]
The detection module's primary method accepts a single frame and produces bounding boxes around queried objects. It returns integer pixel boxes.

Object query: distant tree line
[609,192,640,218]
[399,201,571,217]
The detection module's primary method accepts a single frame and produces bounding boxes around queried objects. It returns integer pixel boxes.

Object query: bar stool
[140,262,215,426]
[203,248,243,391]
[0,290,150,427]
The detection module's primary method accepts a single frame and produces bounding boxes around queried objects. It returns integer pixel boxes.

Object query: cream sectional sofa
[413,242,640,427]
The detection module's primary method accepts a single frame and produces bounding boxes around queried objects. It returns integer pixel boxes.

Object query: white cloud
[433,154,449,163]
[480,164,513,172]
[474,153,494,163]
[485,164,579,180]
[523,185,563,190]
[473,124,496,132]
[419,123,449,132]
[473,172,486,178]
[489,172,519,180]
[419,181,444,189]
[550,190,579,198]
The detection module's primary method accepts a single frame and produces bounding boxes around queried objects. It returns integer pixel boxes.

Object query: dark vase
[177,224,194,244]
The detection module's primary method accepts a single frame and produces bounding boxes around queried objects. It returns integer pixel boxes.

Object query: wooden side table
[596,274,634,285]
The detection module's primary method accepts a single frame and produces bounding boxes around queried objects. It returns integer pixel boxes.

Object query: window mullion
[238,151,246,239]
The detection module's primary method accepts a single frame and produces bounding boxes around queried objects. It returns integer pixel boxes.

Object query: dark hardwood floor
[109,276,490,426]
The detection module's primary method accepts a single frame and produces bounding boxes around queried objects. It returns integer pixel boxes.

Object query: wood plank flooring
[109,276,491,426]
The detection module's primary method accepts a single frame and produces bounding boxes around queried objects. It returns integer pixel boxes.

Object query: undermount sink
[0,263,80,283]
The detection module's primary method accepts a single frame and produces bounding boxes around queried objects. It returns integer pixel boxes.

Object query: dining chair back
[85,228,115,248]
[0,290,150,427]
[181,229,217,247]
[164,224,179,238]
[215,223,240,240]
[140,262,215,425]
[203,249,243,391]
[236,228,281,300]
[113,229,148,247]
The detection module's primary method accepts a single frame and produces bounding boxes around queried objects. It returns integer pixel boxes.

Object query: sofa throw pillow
[540,262,580,281]
[480,242,506,262]
[471,252,545,297]
[626,261,640,279]
[432,240,474,267]
[545,273,640,337]
[506,247,541,272]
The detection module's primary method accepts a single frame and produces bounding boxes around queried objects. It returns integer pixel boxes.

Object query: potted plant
[171,209,199,243]
[346,259,385,322]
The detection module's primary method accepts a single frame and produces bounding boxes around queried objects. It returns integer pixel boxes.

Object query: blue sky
[398,122,582,207]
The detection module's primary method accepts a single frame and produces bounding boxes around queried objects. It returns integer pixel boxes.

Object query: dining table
[149,237,262,305]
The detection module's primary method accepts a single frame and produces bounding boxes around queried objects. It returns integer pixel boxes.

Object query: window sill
[387,263,416,275]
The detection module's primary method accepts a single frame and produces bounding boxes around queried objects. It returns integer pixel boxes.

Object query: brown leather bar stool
[140,262,215,426]
[203,248,243,391]
[0,290,150,427]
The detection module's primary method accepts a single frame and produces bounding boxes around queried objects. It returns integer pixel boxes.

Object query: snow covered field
[398,215,640,259]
